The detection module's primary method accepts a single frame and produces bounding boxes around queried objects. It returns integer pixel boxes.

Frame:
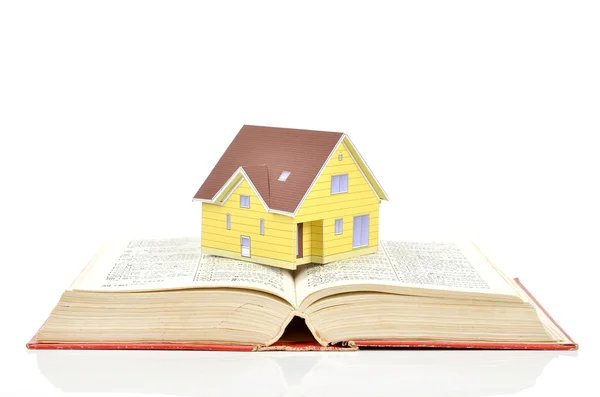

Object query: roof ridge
[243,124,344,135]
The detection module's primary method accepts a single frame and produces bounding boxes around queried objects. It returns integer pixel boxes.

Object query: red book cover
[26,278,577,351]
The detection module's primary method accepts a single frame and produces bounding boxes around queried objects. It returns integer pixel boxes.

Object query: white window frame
[334,218,343,235]
[240,195,250,208]
[278,171,291,182]
[241,236,251,257]
[260,218,265,235]
[331,174,349,194]
[226,213,231,230]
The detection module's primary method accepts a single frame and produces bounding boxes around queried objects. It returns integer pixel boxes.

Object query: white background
[1,1,599,396]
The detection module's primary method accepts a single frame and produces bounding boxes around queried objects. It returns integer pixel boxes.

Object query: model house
[193,125,388,269]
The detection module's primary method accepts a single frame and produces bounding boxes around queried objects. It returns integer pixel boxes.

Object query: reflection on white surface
[33,349,577,397]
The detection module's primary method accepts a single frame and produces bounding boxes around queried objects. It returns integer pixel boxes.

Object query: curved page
[71,237,296,307]
[295,240,519,308]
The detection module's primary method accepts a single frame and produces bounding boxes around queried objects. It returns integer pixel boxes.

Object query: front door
[241,236,251,257]
[296,223,303,259]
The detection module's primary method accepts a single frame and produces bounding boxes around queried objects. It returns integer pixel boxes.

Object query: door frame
[241,235,251,257]
[352,214,370,248]
[296,223,303,259]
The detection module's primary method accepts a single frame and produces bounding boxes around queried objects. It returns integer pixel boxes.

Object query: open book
[29,238,576,350]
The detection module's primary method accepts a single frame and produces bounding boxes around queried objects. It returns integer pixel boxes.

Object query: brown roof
[193,125,344,213]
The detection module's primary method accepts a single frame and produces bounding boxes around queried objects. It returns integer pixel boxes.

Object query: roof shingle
[193,125,344,213]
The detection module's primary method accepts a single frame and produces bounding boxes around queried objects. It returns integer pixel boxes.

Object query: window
[241,236,251,257]
[334,218,343,235]
[353,214,370,248]
[240,195,250,208]
[278,171,291,182]
[331,174,348,194]
[260,218,265,235]
[226,213,231,230]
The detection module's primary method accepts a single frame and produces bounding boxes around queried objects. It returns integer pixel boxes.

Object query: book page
[294,240,517,306]
[71,238,296,306]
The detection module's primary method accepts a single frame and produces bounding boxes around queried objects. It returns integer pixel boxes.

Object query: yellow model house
[193,125,388,269]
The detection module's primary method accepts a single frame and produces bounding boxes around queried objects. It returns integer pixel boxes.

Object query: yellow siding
[311,220,323,257]
[322,209,379,256]
[295,141,381,261]
[295,143,380,222]
[302,221,312,259]
[201,179,294,264]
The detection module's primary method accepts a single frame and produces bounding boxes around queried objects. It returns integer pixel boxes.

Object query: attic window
[240,195,250,208]
[331,174,349,194]
[278,171,291,182]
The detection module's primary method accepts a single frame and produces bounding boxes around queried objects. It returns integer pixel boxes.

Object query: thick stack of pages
[30,238,576,350]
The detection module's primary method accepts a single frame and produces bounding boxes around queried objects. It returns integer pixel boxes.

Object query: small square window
[240,195,250,208]
[334,218,343,235]
[226,214,231,230]
[331,174,348,194]
[260,219,265,235]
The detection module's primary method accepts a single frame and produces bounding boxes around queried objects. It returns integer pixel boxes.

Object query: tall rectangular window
[226,213,231,230]
[260,219,265,235]
[331,174,349,194]
[352,214,370,248]
[334,218,343,235]
[240,195,250,208]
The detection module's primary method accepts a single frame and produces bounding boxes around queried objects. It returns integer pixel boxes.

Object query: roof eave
[343,135,389,201]
[195,167,295,217]
[192,198,213,203]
